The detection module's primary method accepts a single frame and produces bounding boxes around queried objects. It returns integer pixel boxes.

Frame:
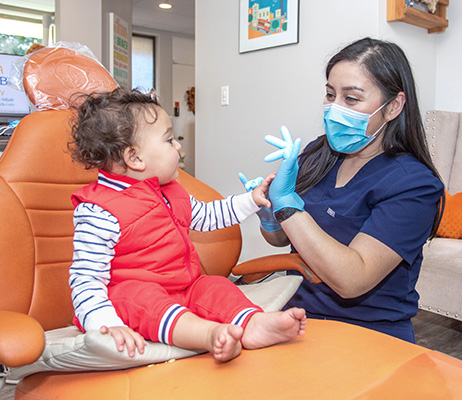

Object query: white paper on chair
[9,275,302,380]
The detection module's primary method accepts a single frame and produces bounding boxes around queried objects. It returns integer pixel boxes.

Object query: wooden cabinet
[387,0,449,33]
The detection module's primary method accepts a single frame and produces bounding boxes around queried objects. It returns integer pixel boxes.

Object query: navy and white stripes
[231,308,259,327]
[158,304,187,344]
[70,203,125,330]
[98,172,131,191]
[190,194,256,231]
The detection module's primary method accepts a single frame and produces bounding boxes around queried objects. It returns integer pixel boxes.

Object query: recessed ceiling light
[159,2,172,9]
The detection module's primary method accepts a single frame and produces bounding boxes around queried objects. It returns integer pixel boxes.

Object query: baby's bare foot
[212,324,243,362]
[241,308,306,350]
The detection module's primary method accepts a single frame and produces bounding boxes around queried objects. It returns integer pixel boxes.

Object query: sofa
[416,110,462,321]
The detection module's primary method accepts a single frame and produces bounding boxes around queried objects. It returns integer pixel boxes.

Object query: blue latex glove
[238,173,264,192]
[265,126,304,213]
[238,172,281,232]
[264,125,294,162]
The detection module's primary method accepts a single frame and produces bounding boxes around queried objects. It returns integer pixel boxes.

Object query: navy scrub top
[286,144,444,342]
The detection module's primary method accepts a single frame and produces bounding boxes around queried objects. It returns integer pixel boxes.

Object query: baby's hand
[239,172,281,231]
[100,325,146,358]
[251,173,276,208]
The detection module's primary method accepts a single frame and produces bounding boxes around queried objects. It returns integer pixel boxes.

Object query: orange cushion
[436,190,462,239]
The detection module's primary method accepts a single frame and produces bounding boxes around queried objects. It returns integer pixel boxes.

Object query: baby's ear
[123,146,145,171]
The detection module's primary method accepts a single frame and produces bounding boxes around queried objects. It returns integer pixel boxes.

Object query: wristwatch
[274,207,298,223]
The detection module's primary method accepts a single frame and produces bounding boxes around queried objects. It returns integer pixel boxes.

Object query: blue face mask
[323,102,388,154]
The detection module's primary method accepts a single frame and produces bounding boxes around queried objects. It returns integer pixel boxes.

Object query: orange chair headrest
[23,46,118,110]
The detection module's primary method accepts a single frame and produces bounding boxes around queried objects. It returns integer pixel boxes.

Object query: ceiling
[133,0,195,35]
[0,0,195,35]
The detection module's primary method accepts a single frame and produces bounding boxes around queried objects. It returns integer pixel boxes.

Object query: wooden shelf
[387,0,449,33]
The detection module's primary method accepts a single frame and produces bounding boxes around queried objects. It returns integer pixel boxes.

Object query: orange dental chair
[1,44,462,400]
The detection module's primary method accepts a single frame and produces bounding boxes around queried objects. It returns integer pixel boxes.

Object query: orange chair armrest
[0,311,45,367]
[232,253,321,283]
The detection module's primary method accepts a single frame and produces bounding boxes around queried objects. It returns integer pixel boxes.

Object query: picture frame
[239,0,299,53]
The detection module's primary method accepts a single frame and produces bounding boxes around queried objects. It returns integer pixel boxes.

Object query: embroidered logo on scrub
[327,207,336,217]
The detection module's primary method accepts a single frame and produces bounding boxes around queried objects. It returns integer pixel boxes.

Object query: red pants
[107,275,262,345]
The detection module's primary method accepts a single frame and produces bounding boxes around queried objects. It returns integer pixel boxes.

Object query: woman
[262,37,444,343]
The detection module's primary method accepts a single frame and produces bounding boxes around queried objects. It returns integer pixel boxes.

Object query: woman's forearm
[280,210,402,298]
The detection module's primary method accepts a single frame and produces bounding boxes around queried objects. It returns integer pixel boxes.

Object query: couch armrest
[232,253,321,283]
[0,311,45,367]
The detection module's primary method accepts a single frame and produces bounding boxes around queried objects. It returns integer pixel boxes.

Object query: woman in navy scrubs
[264,38,444,343]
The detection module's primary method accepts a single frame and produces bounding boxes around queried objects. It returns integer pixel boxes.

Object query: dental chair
[1,45,462,400]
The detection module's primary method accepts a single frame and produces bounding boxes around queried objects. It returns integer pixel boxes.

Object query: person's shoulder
[389,154,436,176]
[382,154,443,191]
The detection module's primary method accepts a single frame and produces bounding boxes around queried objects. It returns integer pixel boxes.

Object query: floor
[1,310,461,400]
[413,309,462,359]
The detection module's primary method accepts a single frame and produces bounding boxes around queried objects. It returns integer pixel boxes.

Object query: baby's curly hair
[69,87,162,171]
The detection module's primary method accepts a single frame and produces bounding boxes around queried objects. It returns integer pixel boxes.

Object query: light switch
[221,86,229,106]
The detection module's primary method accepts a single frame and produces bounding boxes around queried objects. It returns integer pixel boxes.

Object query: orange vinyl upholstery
[11,320,462,400]
[0,110,243,331]
[1,45,462,399]
[0,110,95,330]
[23,46,117,110]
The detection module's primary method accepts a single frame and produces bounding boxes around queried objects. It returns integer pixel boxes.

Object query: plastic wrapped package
[8,42,117,111]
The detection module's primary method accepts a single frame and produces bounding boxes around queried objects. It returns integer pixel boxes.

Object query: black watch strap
[274,207,298,223]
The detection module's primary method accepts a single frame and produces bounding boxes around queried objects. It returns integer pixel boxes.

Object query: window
[0,3,55,55]
[132,34,155,91]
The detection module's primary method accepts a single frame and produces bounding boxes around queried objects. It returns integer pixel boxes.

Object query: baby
[68,87,306,362]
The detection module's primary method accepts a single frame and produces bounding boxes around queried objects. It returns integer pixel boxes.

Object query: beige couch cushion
[417,111,462,322]
[425,110,462,193]
[448,114,462,193]
[418,238,462,320]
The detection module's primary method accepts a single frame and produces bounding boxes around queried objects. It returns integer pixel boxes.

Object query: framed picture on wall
[239,0,299,53]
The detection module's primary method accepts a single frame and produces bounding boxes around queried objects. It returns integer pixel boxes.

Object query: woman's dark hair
[68,87,161,171]
[296,37,443,237]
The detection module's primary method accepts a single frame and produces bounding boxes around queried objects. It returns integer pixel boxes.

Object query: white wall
[435,0,462,111]
[196,0,444,262]
[55,0,132,80]
[55,0,103,59]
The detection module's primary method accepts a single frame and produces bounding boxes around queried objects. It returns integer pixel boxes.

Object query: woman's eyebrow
[342,86,364,92]
[325,82,364,92]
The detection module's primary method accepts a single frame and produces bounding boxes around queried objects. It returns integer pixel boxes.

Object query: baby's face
[135,107,182,184]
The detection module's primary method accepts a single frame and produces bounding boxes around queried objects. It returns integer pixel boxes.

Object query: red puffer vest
[71,174,202,292]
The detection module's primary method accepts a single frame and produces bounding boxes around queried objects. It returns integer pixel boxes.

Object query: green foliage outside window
[0,34,42,55]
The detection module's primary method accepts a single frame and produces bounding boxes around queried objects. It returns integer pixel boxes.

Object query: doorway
[132,34,195,176]
[172,62,195,176]
[172,36,195,176]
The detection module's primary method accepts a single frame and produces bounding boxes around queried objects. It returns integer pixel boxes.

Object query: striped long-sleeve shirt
[69,174,260,331]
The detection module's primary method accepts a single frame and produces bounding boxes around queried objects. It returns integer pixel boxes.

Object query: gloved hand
[265,126,304,213]
[264,125,295,162]
[238,172,281,232]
